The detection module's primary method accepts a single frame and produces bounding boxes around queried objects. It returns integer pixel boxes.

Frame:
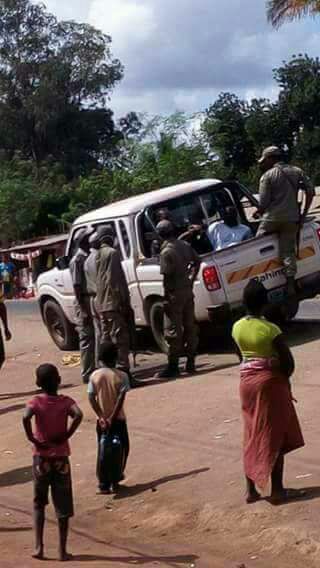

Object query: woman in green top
[232,281,304,504]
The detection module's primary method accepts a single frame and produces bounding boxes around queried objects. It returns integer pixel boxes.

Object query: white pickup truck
[37,179,320,351]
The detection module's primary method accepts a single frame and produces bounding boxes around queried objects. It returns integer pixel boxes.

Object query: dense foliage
[0,0,319,241]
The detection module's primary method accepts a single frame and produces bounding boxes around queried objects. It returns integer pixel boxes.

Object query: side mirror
[56,256,69,270]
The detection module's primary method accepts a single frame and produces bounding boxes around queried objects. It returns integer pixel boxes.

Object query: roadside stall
[1,234,68,298]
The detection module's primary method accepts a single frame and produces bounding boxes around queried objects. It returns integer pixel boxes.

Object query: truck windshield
[140,185,236,257]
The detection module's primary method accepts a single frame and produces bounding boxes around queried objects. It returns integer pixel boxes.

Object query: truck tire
[43,300,78,351]
[149,300,169,354]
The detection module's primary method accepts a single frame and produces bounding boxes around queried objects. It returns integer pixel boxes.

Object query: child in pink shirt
[23,364,82,562]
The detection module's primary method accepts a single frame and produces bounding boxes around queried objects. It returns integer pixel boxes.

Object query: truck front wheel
[149,300,169,354]
[43,300,78,351]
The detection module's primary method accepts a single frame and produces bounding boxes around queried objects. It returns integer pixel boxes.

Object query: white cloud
[41,0,90,22]
[36,0,320,117]
[89,0,156,53]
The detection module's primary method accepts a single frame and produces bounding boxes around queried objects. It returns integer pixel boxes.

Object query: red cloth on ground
[240,368,304,489]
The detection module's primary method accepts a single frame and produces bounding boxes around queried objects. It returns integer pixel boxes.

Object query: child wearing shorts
[23,364,83,561]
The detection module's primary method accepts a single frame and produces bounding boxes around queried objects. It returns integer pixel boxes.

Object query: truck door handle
[260,245,275,254]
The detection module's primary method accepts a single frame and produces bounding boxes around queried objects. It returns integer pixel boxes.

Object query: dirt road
[1,301,320,568]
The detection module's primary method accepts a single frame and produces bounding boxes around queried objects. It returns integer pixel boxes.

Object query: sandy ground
[1,302,320,568]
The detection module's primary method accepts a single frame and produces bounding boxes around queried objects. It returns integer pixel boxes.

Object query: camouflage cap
[258,146,282,164]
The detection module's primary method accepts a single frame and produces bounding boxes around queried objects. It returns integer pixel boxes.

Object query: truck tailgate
[213,222,320,306]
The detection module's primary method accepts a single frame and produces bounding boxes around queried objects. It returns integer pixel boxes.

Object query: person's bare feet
[32,546,44,560]
[246,490,261,504]
[59,551,73,562]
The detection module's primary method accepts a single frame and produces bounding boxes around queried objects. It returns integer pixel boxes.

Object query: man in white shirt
[208,206,252,252]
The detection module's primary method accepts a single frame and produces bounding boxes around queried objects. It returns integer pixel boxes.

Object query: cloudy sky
[41,0,320,117]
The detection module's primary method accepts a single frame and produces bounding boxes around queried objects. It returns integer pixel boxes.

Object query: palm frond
[267,0,320,28]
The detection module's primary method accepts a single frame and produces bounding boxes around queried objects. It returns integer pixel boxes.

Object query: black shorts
[33,456,74,519]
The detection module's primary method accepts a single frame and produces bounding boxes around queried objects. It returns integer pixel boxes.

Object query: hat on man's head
[156,220,175,239]
[76,227,93,247]
[258,146,282,164]
[96,224,115,243]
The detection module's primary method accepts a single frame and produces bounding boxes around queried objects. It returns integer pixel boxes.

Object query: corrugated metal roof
[2,234,68,253]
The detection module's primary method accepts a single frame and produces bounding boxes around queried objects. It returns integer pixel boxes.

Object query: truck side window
[119,220,131,258]
[68,226,88,259]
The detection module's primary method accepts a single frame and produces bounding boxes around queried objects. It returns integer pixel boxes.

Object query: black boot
[286,276,296,298]
[185,357,196,374]
[155,361,180,379]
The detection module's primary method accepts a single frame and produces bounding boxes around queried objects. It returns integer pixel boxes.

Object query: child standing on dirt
[88,342,130,494]
[23,364,83,561]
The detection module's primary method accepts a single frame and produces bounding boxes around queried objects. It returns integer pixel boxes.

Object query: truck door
[116,217,145,325]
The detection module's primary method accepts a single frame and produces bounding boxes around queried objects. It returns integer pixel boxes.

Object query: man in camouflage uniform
[95,225,131,372]
[84,232,101,368]
[156,220,201,379]
[69,228,95,384]
[256,146,314,296]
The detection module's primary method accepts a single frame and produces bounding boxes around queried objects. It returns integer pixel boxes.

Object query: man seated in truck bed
[208,206,253,252]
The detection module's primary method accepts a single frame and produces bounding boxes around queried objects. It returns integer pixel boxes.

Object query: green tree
[203,93,256,178]
[0,0,123,176]
[64,113,215,223]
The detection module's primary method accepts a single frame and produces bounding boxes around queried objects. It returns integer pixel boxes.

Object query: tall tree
[267,0,320,27]
[203,93,256,178]
[0,0,123,175]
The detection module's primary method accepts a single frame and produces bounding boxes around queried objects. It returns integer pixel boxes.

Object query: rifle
[127,306,138,367]
[296,197,303,260]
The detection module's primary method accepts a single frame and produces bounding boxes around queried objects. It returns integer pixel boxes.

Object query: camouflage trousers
[164,288,199,364]
[257,221,298,278]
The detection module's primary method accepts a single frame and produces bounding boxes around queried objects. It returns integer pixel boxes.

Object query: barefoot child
[23,364,83,561]
[88,342,130,494]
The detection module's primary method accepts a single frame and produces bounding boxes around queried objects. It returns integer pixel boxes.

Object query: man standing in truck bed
[156,220,201,379]
[256,146,314,297]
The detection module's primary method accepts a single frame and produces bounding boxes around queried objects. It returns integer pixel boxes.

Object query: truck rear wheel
[43,300,78,351]
[149,300,169,354]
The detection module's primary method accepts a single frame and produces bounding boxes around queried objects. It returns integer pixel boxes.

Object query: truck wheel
[43,300,78,351]
[149,301,169,354]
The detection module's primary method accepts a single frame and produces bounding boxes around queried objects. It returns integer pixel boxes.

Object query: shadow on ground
[0,526,32,532]
[0,466,32,488]
[71,553,199,565]
[0,383,76,402]
[266,485,320,506]
[114,467,210,500]
[285,321,320,349]
[0,403,25,416]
